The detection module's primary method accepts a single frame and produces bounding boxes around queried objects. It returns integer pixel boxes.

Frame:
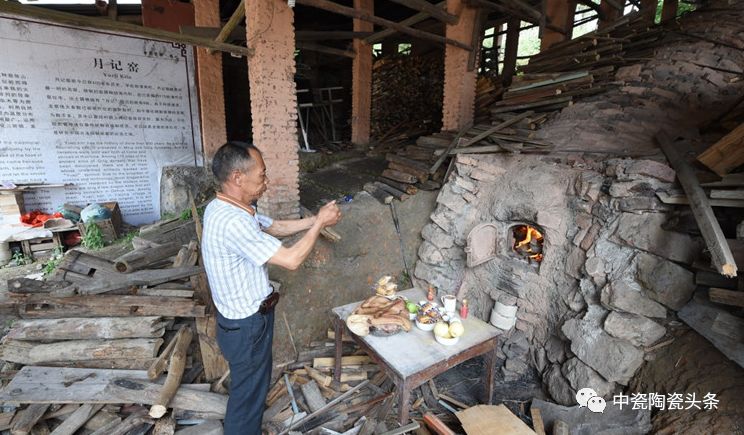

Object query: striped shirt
[201,196,282,319]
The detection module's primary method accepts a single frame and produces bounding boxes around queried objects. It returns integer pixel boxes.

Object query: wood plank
[113,243,182,273]
[710,189,744,200]
[381,169,417,185]
[49,404,103,435]
[174,420,223,435]
[10,404,50,435]
[300,380,327,413]
[0,367,227,417]
[313,356,372,368]
[456,405,536,435]
[6,279,71,295]
[296,0,471,51]
[296,41,356,58]
[149,326,193,418]
[657,132,737,277]
[530,406,546,435]
[14,294,205,318]
[697,122,744,176]
[0,338,163,365]
[0,1,252,56]
[148,327,181,380]
[195,315,228,382]
[76,266,203,295]
[422,412,455,435]
[656,191,744,208]
[6,317,166,341]
[679,292,744,369]
[708,288,744,307]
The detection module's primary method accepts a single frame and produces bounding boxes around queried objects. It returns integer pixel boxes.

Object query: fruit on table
[433,322,450,338]
[449,321,465,338]
[406,301,419,314]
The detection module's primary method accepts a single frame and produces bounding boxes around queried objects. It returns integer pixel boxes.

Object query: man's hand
[316,200,341,228]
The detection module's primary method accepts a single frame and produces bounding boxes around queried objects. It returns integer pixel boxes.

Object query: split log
[278,380,369,435]
[300,380,327,413]
[0,366,228,417]
[13,294,205,319]
[372,182,409,202]
[147,328,180,380]
[151,415,176,435]
[657,132,737,277]
[49,404,103,435]
[697,122,744,176]
[172,240,199,268]
[174,420,223,435]
[150,326,193,418]
[6,317,166,341]
[708,288,744,307]
[0,338,163,365]
[385,154,430,171]
[114,243,182,273]
[387,162,428,181]
[195,316,228,382]
[381,169,417,185]
[363,183,394,204]
[378,177,418,195]
[10,404,50,435]
[102,409,153,435]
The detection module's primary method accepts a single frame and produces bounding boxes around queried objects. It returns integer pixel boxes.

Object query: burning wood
[513,224,544,263]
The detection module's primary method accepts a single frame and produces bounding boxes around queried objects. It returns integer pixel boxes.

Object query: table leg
[333,317,343,382]
[397,380,411,425]
[483,343,497,405]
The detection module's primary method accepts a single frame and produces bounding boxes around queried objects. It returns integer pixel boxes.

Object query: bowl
[435,333,460,346]
[415,319,436,331]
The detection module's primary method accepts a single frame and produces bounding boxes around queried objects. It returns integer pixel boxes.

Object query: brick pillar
[195,0,227,161]
[541,0,576,51]
[246,0,300,219]
[351,0,374,148]
[641,0,659,23]
[441,0,478,131]
[598,0,623,29]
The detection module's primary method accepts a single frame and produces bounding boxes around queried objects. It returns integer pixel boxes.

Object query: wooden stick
[365,2,445,44]
[149,326,193,418]
[657,132,737,277]
[378,177,418,195]
[429,123,472,174]
[295,0,471,51]
[214,0,244,45]
[10,404,50,435]
[0,1,252,57]
[49,404,104,435]
[422,412,455,435]
[278,380,370,435]
[709,288,744,307]
[531,406,546,435]
[296,41,356,58]
[147,329,180,380]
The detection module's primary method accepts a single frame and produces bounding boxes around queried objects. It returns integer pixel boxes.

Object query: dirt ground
[630,324,744,435]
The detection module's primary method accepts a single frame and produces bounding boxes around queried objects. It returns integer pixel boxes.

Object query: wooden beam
[640,0,658,23]
[296,0,472,50]
[387,0,458,24]
[364,1,445,44]
[598,0,623,29]
[0,1,253,57]
[657,132,737,277]
[214,0,245,45]
[351,0,374,147]
[697,123,744,177]
[296,41,356,58]
[661,0,678,21]
[502,17,520,86]
[296,30,373,40]
[709,288,744,307]
[467,0,541,24]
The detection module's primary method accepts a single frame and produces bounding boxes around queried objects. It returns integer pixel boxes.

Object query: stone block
[616,64,643,81]
[436,186,468,212]
[585,257,606,280]
[455,162,473,177]
[566,247,586,279]
[609,180,656,198]
[472,158,507,176]
[604,311,666,347]
[545,335,567,364]
[562,317,645,385]
[543,364,576,406]
[600,279,667,318]
[635,252,696,310]
[418,241,444,264]
[453,175,477,193]
[504,357,530,375]
[561,357,616,398]
[626,159,676,183]
[580,223,602,251]
[613,197,670,213]
[469,169,498,182]
[613,213,701,264]
[430,207,456,233]
[421,223,455,249]
[532,399,652,435]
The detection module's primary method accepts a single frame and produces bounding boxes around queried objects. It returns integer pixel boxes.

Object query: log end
[149,404,167,419]
[722,263,737,278]
[114,261,129,273]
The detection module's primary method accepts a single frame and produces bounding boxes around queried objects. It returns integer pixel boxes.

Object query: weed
[42,247,65,277]
[118,230,139,247]
[82,222,105,250]
[10,250,32,266]
[180,206,205,221]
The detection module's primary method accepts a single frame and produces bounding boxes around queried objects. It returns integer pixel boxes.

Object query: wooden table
[331,288,501,425]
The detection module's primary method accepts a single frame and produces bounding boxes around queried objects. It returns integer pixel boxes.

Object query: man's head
[212,142,268,203]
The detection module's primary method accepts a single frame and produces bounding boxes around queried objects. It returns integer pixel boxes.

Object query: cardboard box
[77,201,122,243]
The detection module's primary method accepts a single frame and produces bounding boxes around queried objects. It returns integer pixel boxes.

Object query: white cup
[440,295,457,313]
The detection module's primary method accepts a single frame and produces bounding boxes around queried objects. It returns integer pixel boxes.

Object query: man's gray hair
[212,142,261,184]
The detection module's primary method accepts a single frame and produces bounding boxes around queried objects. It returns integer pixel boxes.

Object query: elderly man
[201,142,341,434]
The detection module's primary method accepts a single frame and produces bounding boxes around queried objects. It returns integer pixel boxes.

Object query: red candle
[460,298,469,319]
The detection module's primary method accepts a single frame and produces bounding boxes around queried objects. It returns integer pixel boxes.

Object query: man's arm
[267,201,340,271]
[264,216,316,237]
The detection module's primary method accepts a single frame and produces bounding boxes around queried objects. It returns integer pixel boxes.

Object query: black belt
[217,291,280,332]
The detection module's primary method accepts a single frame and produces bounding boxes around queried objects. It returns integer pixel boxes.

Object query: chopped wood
[313,356,372,368]
[710,189,744,200]
[172,240,199,268]
[147,331,179,380]
[363,183,394,204]
[456,405,536,435]
[429,124,471,174]
[387,162,428,181]
[301,380,327,413]
[530,407,546,435]
[657,132,737,277]
[149,326,193,418]
[151,415,176,435]
[0,366,227,417]
[422,412,455,435]
[378,177,418,195]
[438,393,469,410]
[174,420,223,435]
[679,291,744,369]
[98,409,152,435]
[10,404,50,435]
[379,422,421,435]
[385,154,430,172]
[114,243,182,273]
[6,317,166,341]
[380,169,418,185]
[49,404,103,435]
[697,122,744,176]
[279,381,370,435]
[0,338,163,365]
[708,288,744,307]
[76,266,203,295]
[195,316,228,382]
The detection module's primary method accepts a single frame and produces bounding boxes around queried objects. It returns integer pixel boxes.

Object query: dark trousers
[216,309,274,435]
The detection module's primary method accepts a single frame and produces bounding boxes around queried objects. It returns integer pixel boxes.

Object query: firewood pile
[371,53,444,144]
[474,76,503,125]
[261,329,476,435]
[0,217,231,434]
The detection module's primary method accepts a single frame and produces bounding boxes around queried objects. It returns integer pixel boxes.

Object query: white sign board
[0,14,202,225]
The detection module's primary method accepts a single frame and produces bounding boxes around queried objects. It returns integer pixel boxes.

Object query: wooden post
[640,0,658,23]
[149,326,194,418]
[195,0,227,161]
[661,0,678,21]
[351,0,374,148]
[540,0,576,51]
[502,17,520,87]
[441,0,478,131]
[598,0,623,29]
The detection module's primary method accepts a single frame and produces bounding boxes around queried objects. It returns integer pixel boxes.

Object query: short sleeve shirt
[201,198,282,319]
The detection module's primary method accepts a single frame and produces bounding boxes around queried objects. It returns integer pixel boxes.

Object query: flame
[513,225,544,263]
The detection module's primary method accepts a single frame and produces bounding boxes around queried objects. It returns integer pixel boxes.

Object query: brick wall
[246,0,300,219]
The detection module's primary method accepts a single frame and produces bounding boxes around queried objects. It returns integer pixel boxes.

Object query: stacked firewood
[474,76,504,124]
[0,217,230,434]
[370,53,444,142]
